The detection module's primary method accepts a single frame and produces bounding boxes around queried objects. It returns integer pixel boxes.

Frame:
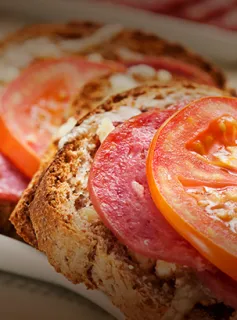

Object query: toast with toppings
[0,21,225,87]
[12,82,237,320]
[7,20,227,240]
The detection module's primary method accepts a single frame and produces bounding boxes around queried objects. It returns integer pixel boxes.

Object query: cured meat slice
[89,107,212,271]
[125,56,216,85]
[0,153,28,202]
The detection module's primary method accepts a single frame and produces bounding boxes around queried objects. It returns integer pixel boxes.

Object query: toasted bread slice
[0,21,225,88]
[7,18,227,241]
[15,82,236,320]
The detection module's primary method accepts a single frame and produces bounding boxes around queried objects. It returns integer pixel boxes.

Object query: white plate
[0,0,236,63]
[0,235,124,320]
[0,270,113,320]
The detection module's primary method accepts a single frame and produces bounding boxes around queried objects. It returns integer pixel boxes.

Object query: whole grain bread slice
[15,82,236,320]
[8,19,227,241]
[0,21,225,88]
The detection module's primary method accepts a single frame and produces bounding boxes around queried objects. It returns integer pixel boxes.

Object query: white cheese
[155,260,176,279]
[116,47,143,61]
[79,206,99,222]
[1,37,62,77]
[59,106,141,149]
[109,73,138,93]
[157,69,172,83]
[105,106,141,122]
[129,252,155,271]
[128,64,156,79]
[54,117,77,139]
[96,117,115,143]
[58,115,96,149]
[74,142,96,190]
[87,53,104,62]
[60,24,123,53]
[134,95,163,109]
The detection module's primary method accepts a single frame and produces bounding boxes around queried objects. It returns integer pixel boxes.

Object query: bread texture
[0,21,225,88]
[12,82,236,320]
[8,19,227,241]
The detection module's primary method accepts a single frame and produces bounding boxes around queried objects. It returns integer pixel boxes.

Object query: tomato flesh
[0,58,123,177]
[147,96,237,281]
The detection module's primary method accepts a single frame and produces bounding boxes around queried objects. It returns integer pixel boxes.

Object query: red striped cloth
[99,0,237,31]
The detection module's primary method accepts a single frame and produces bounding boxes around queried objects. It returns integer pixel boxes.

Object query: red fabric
[99,0,237,31]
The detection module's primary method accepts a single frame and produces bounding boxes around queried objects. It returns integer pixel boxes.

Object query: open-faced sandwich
[11,77,237,320]
[0,21,226,235]
[3,20,237,320]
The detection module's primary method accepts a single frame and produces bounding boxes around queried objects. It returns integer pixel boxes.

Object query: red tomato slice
[147,96,237,281]
[89,107,213,270]
[0,152,29,202]
[0,58,123,178]
[125,56,216,86]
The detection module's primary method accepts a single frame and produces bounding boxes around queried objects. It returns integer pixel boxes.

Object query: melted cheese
[128,64,156,79]
[58,115,96,149]
[55,117,77,139]
[109,73,138,93]
[79,206,99,222]
[59,106,141,149]
[155,260,176,279]
[0,24,122,83]
[97,117,115,143]
[157,69,172,83]
[105,106,141,122]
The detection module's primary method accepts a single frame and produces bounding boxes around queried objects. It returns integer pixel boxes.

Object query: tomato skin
[0,58,123,178]
[147,96,237,281]
[0,116,39,178]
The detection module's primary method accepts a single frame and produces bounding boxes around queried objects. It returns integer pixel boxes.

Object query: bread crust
[8,20,227,241]
[22,83,235,319]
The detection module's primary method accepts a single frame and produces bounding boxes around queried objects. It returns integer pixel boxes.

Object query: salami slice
[89,107,212,271]
[125,57,216,86]
[0,153,29,202]
[0,57,124,178]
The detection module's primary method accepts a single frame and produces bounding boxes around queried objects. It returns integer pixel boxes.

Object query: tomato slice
[147,96,237,280]
[0,58,123,178]
[125,56,216,86]
[89,107,213,270]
